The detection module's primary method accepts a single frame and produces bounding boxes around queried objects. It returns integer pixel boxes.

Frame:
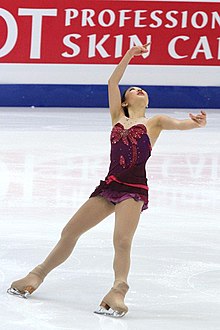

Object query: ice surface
[0,107,220,330]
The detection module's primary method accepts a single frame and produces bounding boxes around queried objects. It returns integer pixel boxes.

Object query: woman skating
[7,44,207,318]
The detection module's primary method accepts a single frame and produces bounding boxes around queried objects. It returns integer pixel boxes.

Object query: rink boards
[0,0,219,108]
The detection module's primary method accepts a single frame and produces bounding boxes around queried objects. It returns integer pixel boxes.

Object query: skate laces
[112,281,129,296]
[29,265,47,282]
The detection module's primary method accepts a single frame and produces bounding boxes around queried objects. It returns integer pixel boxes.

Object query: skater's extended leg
[8,197,115,297]
[95,198,143,317]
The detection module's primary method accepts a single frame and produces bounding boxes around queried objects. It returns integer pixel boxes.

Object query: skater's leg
[9,197,115,296]
[95,198,143,317]
[113,198,143,284]
[40,197,114,275]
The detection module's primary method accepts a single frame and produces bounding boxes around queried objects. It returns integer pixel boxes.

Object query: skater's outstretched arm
[147,110,207,147]
[153,110,207,131]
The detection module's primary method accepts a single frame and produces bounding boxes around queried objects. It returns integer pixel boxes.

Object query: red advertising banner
[0,1,219,65]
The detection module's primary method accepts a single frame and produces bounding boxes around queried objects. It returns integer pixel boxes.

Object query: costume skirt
[89,179,149,212]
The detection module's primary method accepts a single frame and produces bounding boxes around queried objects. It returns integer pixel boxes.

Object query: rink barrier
[0,84,219,108]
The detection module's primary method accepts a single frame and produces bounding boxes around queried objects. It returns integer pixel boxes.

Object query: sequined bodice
[90,122,151,207]
[107,123,151,180]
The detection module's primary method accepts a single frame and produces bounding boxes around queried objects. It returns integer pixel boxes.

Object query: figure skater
[7,44,207,318]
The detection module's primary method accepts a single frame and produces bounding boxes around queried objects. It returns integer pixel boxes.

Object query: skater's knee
[61,224,80,241]
[113,237,132,251]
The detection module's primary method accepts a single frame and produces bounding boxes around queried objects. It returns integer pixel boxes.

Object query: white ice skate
[7,287,31,299]
[7,266,45,299]
[94,281,129,318]
[94,305,126,318]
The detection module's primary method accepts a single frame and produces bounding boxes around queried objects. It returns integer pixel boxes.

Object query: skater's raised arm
[108,44,150,125]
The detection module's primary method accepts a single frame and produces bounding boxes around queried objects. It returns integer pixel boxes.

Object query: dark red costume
[90,122,152,211]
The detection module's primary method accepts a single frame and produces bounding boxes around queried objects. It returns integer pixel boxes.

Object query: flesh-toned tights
[11,196,143,292]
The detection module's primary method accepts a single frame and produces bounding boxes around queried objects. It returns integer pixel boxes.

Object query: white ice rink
[0,107,220,330]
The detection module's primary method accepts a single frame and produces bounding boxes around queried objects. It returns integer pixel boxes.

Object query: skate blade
[7,287,30,299]
[94,306,126,318]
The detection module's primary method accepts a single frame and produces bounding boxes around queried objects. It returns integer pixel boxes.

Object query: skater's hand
[189,110,207,127]
[128,43,151,57]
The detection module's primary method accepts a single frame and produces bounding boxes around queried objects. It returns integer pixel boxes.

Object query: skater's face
[122,87,149,109]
